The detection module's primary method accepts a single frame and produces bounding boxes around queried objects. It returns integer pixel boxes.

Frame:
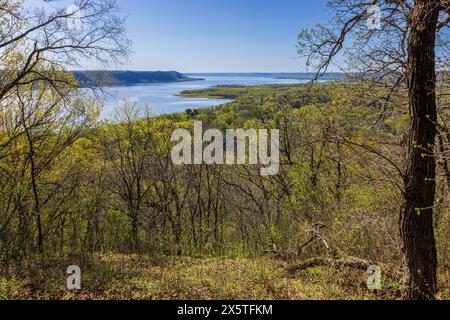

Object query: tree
[16,76,99,254]
[0,0,129,258]
[0,0,130,101]
[97,105,155,253]
[297,0,450,299]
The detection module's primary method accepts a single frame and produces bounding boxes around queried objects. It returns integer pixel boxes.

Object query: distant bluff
[73,71,203,87]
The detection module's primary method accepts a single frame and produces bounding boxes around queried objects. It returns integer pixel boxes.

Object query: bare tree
[297,0,450,299]
[0,0,130,101]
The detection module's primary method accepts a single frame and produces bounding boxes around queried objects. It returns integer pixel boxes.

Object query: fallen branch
[288,256,402,283]
[289,223,402,283]
[288,256,372,274]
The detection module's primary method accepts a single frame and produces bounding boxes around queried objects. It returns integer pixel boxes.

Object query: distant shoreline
[73,71,345,88]
[81,77,205,88]
[73,70,204,87]
[186,72,344,81]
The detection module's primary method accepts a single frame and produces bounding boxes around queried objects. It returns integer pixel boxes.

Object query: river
[100,74,305,118]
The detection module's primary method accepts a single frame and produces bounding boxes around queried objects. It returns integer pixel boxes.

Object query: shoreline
[79,77,205,88]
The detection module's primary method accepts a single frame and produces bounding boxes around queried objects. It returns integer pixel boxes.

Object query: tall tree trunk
[401,0,440,300]
[438,133,450,193]
[23,117,43,255]
[31,172,44,255]
[131,213,140,253]
[173,212,182,256]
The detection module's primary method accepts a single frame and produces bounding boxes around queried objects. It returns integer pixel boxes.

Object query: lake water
[100,74,305,118]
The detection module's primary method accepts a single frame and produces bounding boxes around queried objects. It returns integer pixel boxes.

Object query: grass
[0,255,449,300]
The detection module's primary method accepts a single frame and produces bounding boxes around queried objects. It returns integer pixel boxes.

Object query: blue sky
[115,0,330,72]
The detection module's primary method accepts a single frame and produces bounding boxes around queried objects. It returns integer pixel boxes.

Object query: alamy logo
[366,265,382,291]
[66,5,82,30]
[171,121,280,176]
[367,5,381,30]
[66,265,81,290]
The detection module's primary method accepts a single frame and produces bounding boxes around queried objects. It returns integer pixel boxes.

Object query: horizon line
[72,70,344,74]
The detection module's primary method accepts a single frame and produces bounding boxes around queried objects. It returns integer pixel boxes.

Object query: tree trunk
[438,134,450,193]
[23,116,43,255]
[174,215,182,256]
[131,214,140,253]
[401,0,440,300]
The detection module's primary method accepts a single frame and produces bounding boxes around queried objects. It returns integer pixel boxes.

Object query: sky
[27,0,331,72]
[113,0,330,72]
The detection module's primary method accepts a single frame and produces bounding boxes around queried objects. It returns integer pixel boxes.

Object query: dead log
[289,223,401,282]
[288,256,372,274]
[288,256,402,284]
